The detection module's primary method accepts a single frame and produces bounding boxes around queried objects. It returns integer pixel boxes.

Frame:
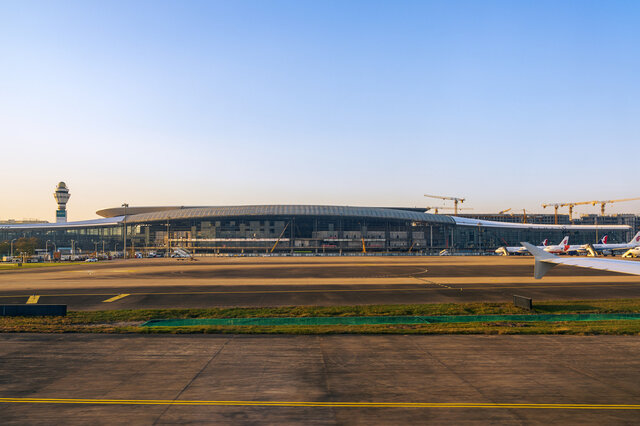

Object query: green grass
[0,262,84,270]
[3,298,640,335]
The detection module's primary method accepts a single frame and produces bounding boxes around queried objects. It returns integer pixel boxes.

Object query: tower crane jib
[424,194,466,215]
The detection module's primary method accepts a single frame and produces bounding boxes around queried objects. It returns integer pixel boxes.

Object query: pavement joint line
[26,295,40,304]
[411,275,459,290]
[0,397,639,409]
[102,294,130,303]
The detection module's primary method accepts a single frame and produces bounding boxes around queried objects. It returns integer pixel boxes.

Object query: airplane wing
[521,242,640,279]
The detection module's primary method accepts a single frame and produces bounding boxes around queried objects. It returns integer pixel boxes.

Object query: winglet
[521,241,557,279]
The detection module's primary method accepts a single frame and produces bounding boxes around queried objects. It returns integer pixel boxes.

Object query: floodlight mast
[122,203,129,259]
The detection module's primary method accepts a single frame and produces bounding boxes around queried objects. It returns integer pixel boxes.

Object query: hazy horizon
[2,0,639,221]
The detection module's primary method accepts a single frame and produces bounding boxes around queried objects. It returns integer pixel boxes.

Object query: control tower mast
[53,182,70,223]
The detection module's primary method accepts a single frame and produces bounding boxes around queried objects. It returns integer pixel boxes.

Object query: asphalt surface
[2,333,640,425]
[1,257,639,309]
[5,282,640,310]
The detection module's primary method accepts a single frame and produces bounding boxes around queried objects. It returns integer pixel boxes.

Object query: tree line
[0,237,42,256]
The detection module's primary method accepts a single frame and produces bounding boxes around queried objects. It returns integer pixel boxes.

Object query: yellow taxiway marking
[0,397,639,410]
[1,282,640,300]
[70,270,138,273]
[26,295,40,304]
[102,294,130,303]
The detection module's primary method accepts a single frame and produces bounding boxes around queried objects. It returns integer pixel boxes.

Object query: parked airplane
[543,236,570,254]
[522,242,640,278]
[583,231,640,256]
[561,235,608,256]
[495,239,548,256]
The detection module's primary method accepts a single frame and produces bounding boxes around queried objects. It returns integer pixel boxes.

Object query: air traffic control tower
[53,182,70,223]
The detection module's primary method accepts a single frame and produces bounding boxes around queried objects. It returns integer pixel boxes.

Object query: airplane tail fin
[559,236,569,246]
[630,231,640,245]
[542,239,548,246]
[601,235,608,244]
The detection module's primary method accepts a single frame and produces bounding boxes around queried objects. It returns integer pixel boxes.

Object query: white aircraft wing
[521,242,640,279]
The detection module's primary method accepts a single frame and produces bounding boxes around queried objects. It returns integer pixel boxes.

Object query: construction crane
[561,201,594,221]
[544,197,640,223]
[425,206,473,214]
[496,207,527,223]
[541,203,562,224]
[543,201,590,222]
[424,194,465,215]
[270,221,290,253]
[588,197,640,216]
[544,201,594,222]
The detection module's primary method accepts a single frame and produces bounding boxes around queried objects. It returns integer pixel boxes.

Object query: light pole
[71,239,75,256]
[122,203,129,259]
[93,241,98,257]
[166,219,170,257]
[10,239,16,257]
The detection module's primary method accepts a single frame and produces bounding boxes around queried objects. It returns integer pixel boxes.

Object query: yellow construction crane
[425,207,474,214]
[498,208,512,214]
[424,194,465,215]
[543,201,590,222]
[541,203,562,224]
[544,197,640,223]
[588,197,640,215]
[561,201,594,221]
[270,221,290,253]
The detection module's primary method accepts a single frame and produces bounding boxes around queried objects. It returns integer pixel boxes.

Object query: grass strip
[2,298,640,334]
[141,313,640,327]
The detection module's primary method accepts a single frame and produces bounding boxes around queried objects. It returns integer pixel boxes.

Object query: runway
[0,256,639,310]
[2,334,640,424]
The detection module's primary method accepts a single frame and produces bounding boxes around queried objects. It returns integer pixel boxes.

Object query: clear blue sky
[1,0,639,221]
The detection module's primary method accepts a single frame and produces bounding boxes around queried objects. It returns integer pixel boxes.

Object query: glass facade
[1,210,635,256]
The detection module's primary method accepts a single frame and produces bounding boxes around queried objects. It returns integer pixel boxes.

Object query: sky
[1,0,639,221]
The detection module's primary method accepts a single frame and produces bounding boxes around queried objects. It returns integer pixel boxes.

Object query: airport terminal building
[1,203,635,256]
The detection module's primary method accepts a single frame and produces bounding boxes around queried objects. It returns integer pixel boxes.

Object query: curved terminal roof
[0,205,631,232]
[125,205,456,225]
[96,206,210,218]
[122,205,631,231]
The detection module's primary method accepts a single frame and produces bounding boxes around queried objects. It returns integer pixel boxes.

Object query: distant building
[0,204,635,255]
[0,219,48,224]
